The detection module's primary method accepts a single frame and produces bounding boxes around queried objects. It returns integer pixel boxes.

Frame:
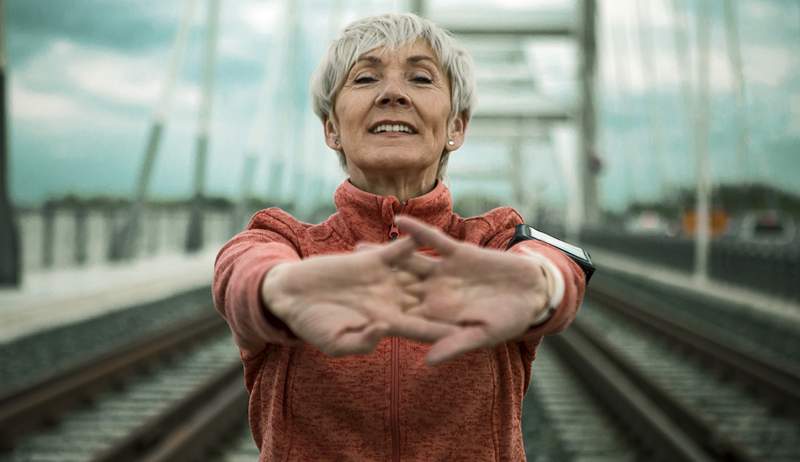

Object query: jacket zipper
[389,202,404,461]
[388,201,405,241]
[391,336,400,462]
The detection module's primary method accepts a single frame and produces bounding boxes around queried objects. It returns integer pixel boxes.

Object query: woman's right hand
[260,237,456,357]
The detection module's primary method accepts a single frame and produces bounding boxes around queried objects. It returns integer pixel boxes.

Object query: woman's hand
[261,236,457,357]
[395,216,551,365]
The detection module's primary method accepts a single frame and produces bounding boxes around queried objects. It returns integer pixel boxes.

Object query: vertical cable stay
[693,0,712,283]
[635,0,670,198]
[722,0,754,185]
[109,0,198,260]
[154,0,198,124]
[278,0,302,206]
[185,0,221,252]
[601,0,635,210]
[608,2,640,208]
[320,0,345,205]
[264,2,294,204]
[578,0,598,226]
[233,0,290,233]
[622,5,650,204]
[670,0,695,188]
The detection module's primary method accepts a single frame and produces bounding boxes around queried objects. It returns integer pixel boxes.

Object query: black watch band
[506,224,595,283]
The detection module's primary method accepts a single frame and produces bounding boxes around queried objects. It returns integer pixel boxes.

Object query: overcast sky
[6,0,800,213]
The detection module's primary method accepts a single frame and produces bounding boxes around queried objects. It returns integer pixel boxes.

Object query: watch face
[527,227,590,262]
[510,224,595,283]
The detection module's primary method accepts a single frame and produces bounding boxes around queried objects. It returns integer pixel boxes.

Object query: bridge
[0,0,798,460]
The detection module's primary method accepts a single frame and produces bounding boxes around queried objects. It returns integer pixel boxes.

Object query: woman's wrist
[515,247,565,326]
[260,262,295,322]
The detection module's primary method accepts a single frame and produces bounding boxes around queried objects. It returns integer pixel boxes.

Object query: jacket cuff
[254,262,302,342]
[507,240,585,338]
[214,241,302,357]
[514,246,565,325]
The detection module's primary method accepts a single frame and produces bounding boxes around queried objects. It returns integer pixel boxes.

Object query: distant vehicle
[625,211,676,236]
[738,210,797,244]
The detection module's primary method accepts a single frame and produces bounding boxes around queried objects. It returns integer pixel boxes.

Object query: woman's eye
[354,76,376,84]
[412,76,433,84]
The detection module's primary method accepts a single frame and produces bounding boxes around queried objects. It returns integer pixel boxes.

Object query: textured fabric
[212,180,586,461]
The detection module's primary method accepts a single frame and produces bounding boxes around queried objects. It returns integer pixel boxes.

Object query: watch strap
[507,224,595,283]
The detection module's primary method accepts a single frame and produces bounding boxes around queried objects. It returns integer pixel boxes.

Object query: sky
[5,0,800,214]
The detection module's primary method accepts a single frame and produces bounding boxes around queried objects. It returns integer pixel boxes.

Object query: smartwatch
[506,224,595,283]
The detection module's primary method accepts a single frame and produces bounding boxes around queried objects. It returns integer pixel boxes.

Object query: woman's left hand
[395,216,551,365]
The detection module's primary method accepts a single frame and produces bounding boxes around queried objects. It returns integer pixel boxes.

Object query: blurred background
[0,0,798,461]
[1,0,798,276]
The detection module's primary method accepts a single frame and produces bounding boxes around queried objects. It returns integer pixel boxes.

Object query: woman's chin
[354,157,436,177]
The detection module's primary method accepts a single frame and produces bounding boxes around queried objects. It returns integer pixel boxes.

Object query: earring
[447,140,455,146]
[334,137,340,146]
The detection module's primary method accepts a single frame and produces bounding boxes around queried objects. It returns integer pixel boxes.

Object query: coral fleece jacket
[212,180,586,461]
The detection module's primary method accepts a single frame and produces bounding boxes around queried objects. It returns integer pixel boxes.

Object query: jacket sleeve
[212,209,303,357]
[506,238,586,338]
[482,213,586,340]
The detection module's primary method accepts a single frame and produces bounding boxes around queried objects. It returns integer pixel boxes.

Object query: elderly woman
[213,13,588,461]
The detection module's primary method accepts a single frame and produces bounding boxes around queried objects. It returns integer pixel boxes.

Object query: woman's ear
[446,112,468,151]
[324,117,341,151]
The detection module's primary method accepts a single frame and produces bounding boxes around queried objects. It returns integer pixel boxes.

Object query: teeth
[373,123,413,133]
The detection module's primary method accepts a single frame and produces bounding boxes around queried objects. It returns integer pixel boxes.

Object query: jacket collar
[330,179,454,244]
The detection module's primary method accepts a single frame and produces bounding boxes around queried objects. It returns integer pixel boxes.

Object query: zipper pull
[389,223,399,241]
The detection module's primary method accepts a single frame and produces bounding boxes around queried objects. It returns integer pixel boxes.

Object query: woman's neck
[348,170,437,202]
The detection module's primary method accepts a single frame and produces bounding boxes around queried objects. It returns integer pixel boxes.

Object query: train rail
[2,273,798,461]
[0,287,214,396]
[533,281,800,462]
[0,310,248,461]
[529,347,646,461]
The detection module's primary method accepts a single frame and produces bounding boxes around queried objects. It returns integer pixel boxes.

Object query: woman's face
[325,40,465,182]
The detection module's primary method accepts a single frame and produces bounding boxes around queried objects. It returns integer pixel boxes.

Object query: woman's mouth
[369,122,417,134]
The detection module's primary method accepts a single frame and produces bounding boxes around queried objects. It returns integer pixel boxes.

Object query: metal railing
[579,227,800,301]
[15,203,240,273]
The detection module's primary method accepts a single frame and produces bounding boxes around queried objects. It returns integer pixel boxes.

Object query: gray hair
[310,13,476,179]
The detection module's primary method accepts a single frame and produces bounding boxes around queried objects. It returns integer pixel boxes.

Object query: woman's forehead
[356,40,440,67]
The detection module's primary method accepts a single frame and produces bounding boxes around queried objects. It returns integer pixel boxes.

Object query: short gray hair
[310,13,476,178]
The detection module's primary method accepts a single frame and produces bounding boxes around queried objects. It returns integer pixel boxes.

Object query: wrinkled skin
[262,215,550,365]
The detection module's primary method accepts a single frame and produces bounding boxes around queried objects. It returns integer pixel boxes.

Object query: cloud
[11,80,85,122]
[597,0,800,95]
[237,1,281,33]
[15,38,202,118]
[216,2,277,61]
[7,0,799,208]
[741,45,796,87]
[7,0,180,61]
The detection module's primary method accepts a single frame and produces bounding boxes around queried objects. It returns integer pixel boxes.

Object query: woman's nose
[375,81,410,108]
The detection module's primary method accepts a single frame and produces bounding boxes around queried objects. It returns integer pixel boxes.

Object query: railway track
[593,271,800,368]
[0,287,213,396]
[530,281,800,462]
[2,274,797,461]
[528,346,646,461]
[0,311,249,462]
